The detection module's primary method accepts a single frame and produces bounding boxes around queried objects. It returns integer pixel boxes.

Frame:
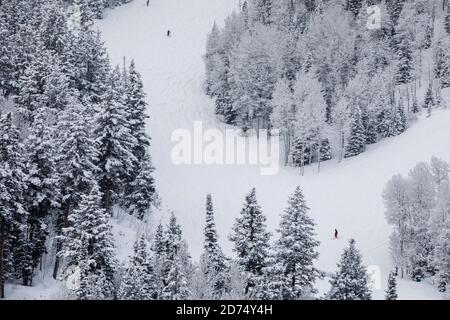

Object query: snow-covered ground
[93,0,450,299]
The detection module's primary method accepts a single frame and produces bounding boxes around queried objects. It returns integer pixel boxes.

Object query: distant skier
[167,30,171,37]
[146,0,150,6]
[334,229,338,239]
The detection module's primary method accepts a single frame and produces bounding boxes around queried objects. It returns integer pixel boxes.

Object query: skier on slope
[146,0,150,6]
[167,30,171,37]
[334,229,338,239]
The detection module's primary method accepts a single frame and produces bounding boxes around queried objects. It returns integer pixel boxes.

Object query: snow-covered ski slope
[97,0,449,299]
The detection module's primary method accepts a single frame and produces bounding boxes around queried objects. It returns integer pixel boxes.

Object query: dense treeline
[118,187,375,300]
[384,157,450,292]
[204,0,450,170]
[0,0,157,298]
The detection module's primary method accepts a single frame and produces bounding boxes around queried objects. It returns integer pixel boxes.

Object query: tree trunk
[53,205,70,279]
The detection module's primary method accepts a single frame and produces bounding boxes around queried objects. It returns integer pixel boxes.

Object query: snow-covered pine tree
[161,253,190,300]
[379,103,407,138]
[118,234,156,300]
[0,12,15,96]
[38,0,71,55]
[394,104,407,135]
[385,271,398,300]
[21,107,59,286]
[71,0,96,29]
[160,213,192,300]
[423,86,434,111]
[320,138,332,162]
[122,60,157,220]
[71,29,110,106]
[0,113,27,298]
[412,99,420,113]
[152,223,167,299]
[271,186,321,300]
[53,98,100,279]
[344,107,366,158]
[433,35,450,89]
[201,194,227,297]
[95,67,136,214]
[394,32,413,85]
[123,60,149,161]
[204,22,221,96]
[14,47,54,122]
[229,188,271,295]
[59,184,117,300]
[123,152,157,220]
[328,239,372,300]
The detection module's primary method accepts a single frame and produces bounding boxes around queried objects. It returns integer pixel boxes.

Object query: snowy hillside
[92,0,449,299]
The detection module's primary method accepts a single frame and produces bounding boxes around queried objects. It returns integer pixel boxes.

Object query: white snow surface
[93,0,450,300]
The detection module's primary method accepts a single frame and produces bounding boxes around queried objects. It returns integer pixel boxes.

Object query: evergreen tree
[0,113,26,298]
[394,34,413,85]
[152,223,167,299]
[433,36,450,89]
[385,271,398,300]
[122,60,157,220]
[204,22,221,96]
[328,239,372,300]
[59,184,117,300]
[38,1,71,55]
[14,48,55,122]
[319,138,332,162]
[423,87,434,111]
[229,188,271,294]
[160,213,191,300]
[53,98,100,279]
[123,151,157,220]
[344,107,366,158]
[21,107,59,286]
[118,234,156,300]
[95,67,136,214]
[201,194,227,297]
[412,100,420,113]
[271,186,321,300]
[161,254,190,300]
[71,29,110,106]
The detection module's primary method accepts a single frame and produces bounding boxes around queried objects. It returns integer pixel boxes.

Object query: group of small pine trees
[204,0,450,169]
[118,187,380,300]
[0,0,157,299]
[118,214,191,300]
[383,157,450,293]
